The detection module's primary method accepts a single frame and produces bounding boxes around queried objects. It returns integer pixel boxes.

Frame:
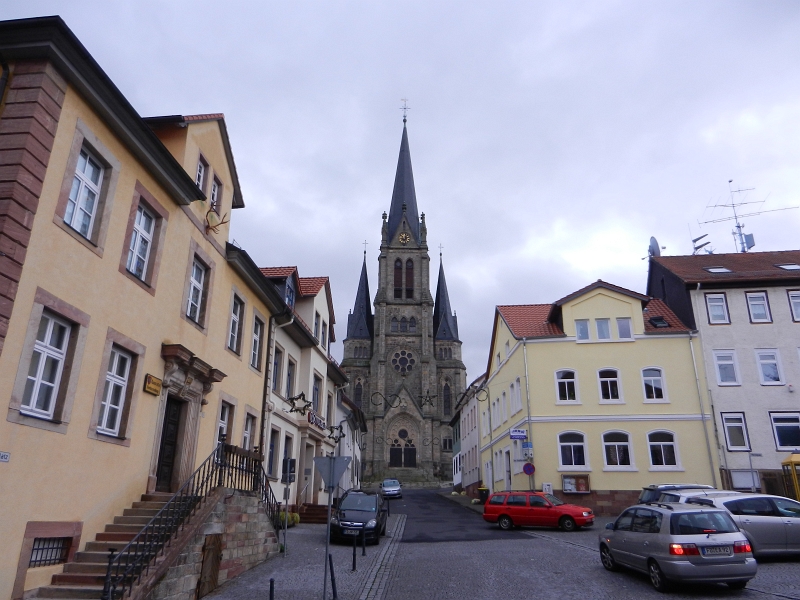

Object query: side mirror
[605,522,614,530]
[379,483,383,487]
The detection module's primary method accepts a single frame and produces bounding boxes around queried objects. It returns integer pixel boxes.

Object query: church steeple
[433,256,459,341]
[387,123,420,243]
[346,253,373,340]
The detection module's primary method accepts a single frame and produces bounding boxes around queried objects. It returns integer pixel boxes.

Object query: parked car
[638,483,715,504]
[380,478,402,499]
[482,490,594,532]
[659,489,738,504]
[599,502,757,592]
[684,492,800,556]
[329,489,388,544]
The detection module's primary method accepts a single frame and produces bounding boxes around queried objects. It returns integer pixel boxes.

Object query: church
[341,120,466,484]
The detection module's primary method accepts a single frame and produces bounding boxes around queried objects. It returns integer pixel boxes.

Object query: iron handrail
[102,442,265,600]
[254,463,281,530]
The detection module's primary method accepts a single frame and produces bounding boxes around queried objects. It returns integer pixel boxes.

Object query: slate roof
[652,250,800,284]
[387,124,421,243]
[433,258,459,341]
[346,257,373,340]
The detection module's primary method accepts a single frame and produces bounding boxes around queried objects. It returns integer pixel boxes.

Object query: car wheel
[648,560,671,593]
[498,515,513,530]
[600,545,619,572]
[559,516,577,532]
[727,581,748,590]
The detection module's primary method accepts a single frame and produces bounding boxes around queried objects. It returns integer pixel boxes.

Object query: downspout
[259,311,294,460]
[689,329,717,488]
[523,339,535,490]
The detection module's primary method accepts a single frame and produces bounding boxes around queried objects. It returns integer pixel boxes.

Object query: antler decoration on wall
[204,208,230,235]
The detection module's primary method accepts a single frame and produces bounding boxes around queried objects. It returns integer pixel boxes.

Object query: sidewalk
[206,514,406,600]
[437,491,484,514]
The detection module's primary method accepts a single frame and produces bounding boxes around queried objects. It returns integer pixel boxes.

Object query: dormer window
[285,279,295,308]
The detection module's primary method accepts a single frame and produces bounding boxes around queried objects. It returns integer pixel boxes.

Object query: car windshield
[670,511,738,535]
[383,479,400,486]
[544,493,564,506]
[639,489,661,503]
[340,494,377,512]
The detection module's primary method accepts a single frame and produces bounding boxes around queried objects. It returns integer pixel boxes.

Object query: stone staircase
[298,503,330,524]
[32,492,172,599]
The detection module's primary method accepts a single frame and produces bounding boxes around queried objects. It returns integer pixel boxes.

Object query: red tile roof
[260,266,297,278]
[497,305,564,338]
[554,279,649,306]
[298,276,329,297]
[642,298,691,333]
[653,250,800,284]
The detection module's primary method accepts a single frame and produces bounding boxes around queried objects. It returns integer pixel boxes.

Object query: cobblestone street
[207,489,800,600]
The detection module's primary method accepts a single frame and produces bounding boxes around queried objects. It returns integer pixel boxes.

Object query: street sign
[510,428,527,440]
[313,456,352,491]
[521,441,532,449]
[523,463,535,475]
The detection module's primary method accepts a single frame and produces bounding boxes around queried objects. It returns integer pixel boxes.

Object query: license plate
[343,529,360,536]
[702,546,731,555]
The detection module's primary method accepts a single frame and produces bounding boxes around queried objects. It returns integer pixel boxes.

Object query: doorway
[504,450,512,490]
[196,534,222,598]
[156,397,183,492]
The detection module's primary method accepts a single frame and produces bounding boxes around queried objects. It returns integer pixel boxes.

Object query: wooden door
[403,444,416,468]
[196,534,222,599]
[389,446,402,467]
[156,397,181,492]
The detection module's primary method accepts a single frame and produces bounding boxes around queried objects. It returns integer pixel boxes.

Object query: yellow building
[0,17,293,598]
[480,281,719,515]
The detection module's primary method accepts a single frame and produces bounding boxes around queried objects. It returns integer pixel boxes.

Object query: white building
[648,250,800,494]
[451,374,485,497]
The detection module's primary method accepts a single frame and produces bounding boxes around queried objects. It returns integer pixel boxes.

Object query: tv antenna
[698,180,798,253]
[691,233,712,255]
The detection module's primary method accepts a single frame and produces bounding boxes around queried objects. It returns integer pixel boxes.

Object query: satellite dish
[648,236,661,258]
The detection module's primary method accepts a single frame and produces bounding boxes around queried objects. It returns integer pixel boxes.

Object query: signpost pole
[322,456,334,600]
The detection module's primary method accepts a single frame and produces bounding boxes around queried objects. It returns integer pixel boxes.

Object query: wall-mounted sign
[0,451,9,463]
[521,441,532,449]
[143,374,163,396]
[307,410,326,430]
[510,428,527,440]
[562,474,590,494]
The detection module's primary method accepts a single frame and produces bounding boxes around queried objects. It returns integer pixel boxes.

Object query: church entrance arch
[386,419,419,469]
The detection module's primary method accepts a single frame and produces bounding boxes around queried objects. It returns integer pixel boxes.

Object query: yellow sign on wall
[143,374,163,396]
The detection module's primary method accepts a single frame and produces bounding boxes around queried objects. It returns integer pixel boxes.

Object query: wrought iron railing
[102,442,278,600]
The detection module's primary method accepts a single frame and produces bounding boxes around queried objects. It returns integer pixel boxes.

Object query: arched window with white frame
[558,431,588,468]
[598,368,622,402]
[642,367,666,401]
[602,431,634,469]
[648,430,680,469]
[555,369,578,403]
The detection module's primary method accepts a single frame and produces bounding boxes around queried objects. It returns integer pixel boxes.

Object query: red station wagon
[483,491,594,532]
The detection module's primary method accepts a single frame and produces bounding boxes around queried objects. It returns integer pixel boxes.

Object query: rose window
[392,350,415,374]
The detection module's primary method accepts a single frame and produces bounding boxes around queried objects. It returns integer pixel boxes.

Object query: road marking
[359,514,407,600]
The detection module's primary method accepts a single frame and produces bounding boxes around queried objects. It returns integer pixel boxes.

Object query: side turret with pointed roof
[433,256,459,341]
[346,254,374,339]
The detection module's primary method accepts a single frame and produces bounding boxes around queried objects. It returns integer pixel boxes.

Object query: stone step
[104,524,145,534]
[83,541,129,553]
[34,584,105,599]
[96,532,136,542]
[51,573,105,586]
[140,493,173,502]
[131,501,168,510]
[62,563,107,574]
[113,515,151,526]
[122,508,159,518]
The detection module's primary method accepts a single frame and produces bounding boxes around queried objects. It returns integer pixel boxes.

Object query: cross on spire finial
[400,98,410,123]
[363,240,368,256]
[438,243,444,257]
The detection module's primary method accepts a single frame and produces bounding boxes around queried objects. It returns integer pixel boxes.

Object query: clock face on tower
[399,232,411,245]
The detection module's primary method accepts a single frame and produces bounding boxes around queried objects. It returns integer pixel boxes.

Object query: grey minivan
[600,503,756,592]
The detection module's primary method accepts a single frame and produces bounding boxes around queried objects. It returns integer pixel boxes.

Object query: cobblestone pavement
[206,490,800,600]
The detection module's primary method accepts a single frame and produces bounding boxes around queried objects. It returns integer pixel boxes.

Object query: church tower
[342,120,465,484]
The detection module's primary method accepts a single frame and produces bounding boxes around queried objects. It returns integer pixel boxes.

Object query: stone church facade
[341,122,466,484]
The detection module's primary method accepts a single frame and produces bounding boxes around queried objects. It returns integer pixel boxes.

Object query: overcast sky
[7,2,800,379]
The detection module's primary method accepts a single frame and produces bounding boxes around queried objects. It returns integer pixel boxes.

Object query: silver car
[684,492,800,557]
[600,503,757,592]
[380,478,402,499]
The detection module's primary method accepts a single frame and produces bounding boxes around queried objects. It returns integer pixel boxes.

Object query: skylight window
[649,316,669,328]
[776,264,800,271]
[704,266,732,274]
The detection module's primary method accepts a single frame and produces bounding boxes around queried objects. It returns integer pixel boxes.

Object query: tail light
[669,543,700,556]
[734,540,752,554]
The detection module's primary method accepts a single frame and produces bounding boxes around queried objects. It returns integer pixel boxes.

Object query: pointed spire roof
[433,256,459,341]
[387,123,420,243]
[346,254,374,340]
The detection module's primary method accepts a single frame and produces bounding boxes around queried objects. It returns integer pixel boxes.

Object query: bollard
[269,578,275,600]
[362,529,367,556]
[328,553,338,600]
[352,532,357,572]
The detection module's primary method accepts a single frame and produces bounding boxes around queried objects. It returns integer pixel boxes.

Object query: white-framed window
[721,412,750,451]
[321,322,328,349]
[770,413,800,451]
[501,391,507,422]
[788,291,800,322]
[616,318,632,339]
[755,350,783,385]
[596,319,611,340]
[210,176,222,213]
[746,291,771,323]
[196,156,208,190]
[242,413,256,450]
[314,312,320,339]
[602,431,634,469]
[312,375,321,412]
[126,205,155,281]
[705,293,730,324]
[642,367,666,402]
[97,347,132,436]
[251,317,264,370]
[648,430,680,469]
[21,313,71,419]
[217,401,232,443]
[504,341,510,358]
[598,368,622,402]
[515,377,522,412]
[713,350,739,385]
[228,295,244,353]
[285,359,296,397]
[558,431,588,468]
[64,148,103,239]
[186,259,206,322]
[575,319,589,341]
[555,369,578,403]
[272,346,283,393]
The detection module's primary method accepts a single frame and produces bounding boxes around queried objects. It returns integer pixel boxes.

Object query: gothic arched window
[443,383,452,416]
[409,317,416,333]
[391,317,399,333]
[394,259,403,299]
[354,382,363,408]
[400,317,408,332]
[405,259,414,299]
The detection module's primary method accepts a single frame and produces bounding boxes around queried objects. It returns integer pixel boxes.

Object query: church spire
[346,253,373,340]
[433,255,459,341]
[387,122,420,243]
